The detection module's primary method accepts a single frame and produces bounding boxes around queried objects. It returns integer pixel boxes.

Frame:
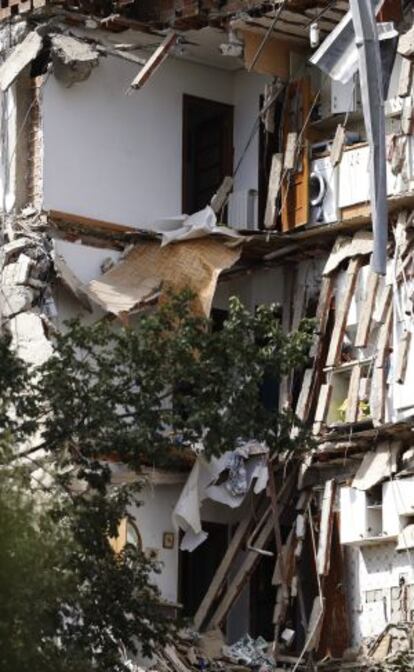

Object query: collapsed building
[2,0,414,669]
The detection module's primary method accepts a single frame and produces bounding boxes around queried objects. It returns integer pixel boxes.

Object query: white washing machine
[309,156,339,226]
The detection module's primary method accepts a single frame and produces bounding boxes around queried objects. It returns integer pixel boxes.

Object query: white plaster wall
[130,483,182,604]
[214,267,285,312]
[232,69,270,194]
[43,56,268,229]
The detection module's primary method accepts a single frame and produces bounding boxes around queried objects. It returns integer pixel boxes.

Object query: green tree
[0,292,314,671]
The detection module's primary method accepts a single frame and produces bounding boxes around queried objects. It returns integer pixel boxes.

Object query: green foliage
[0,291,314,671]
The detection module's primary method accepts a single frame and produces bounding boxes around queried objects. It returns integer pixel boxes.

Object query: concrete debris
[8,310,53,366]
[51,34,99,87]
[1,285,34,318]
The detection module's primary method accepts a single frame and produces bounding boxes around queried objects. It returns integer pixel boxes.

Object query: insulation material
[87,238,241,317]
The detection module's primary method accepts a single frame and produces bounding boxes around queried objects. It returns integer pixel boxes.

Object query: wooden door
[182,95,234,215]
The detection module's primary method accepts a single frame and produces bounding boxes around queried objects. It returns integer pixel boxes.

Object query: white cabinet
[340,483,403,546]
[338,140,413,209]
[340,487,369,544]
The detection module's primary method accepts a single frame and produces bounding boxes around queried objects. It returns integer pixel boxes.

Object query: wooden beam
[193,501,255,631]
[316,480,336,577]
[129,32,177,90]
[376,302,393,368]
[326,258,362,367]
[206,469,296,630]
[354,270,379,348]
[49,209,135,234]
[295,368,314,422]
[374,283,392,324]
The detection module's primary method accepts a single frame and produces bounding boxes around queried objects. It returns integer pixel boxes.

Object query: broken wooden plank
[129,32,177,90]
[163,645,191,672]
[354,270,379,347]
[193,501,255,631]
[264,153,283,230]
[316,480,336,577]
[376,302,393,368]
[284,132,298,171]
[345,364,361,424]
[326,257,362,367]
[330,124,346,167]
[395,330,412,384]
[268,464,286,577]
[0,31,43,92]
[309,274,335,359]
[306,597,326,652]
[210,176,233,215]
[314,384,332,424]
[295,369,314,422]
[374,283,392,324]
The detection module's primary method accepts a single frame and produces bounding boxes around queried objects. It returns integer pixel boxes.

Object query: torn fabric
[172,441,268,551]
[152,206,243,247]
[87,237,241,317]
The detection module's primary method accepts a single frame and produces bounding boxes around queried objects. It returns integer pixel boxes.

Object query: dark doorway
[182,95,234,215]
[249,539,276,640]
[179,521,228,618]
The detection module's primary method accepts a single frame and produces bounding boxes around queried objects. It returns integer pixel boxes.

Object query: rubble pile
[0,209,55,365]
